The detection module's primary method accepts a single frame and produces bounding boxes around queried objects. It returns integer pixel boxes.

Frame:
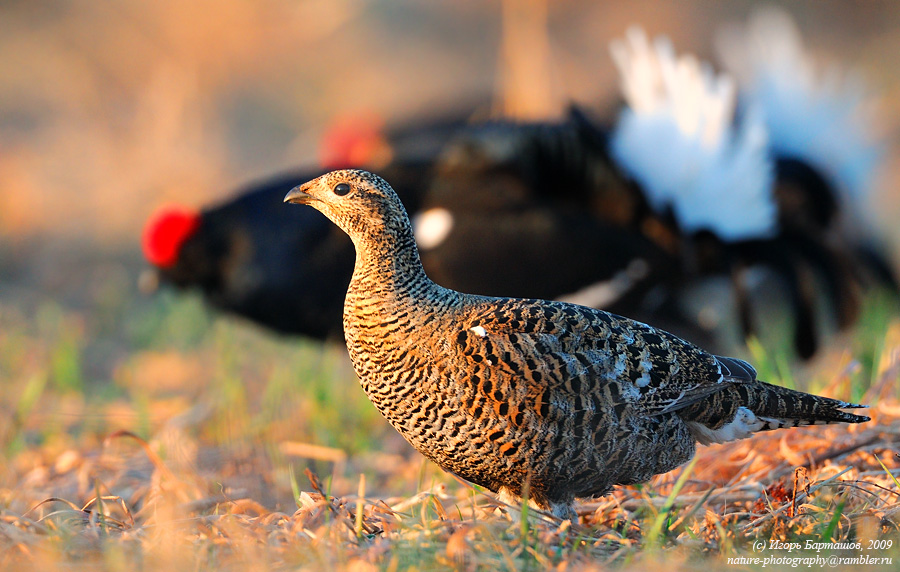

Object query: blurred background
[2,0,899,243]
[1,0,899,507]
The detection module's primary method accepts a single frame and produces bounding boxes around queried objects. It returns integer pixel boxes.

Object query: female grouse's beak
[284,185,313,205]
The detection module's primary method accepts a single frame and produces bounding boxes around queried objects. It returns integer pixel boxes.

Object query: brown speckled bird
[284,169,870,520]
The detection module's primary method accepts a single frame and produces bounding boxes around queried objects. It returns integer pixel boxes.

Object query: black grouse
[284,168,869,519]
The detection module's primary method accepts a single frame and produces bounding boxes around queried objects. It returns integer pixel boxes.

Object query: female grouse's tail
[681,379,869,445]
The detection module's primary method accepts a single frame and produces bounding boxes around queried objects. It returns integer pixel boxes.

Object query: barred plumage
[284,169,870,520]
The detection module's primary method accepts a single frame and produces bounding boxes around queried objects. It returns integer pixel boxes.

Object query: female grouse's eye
[333,183,351,196]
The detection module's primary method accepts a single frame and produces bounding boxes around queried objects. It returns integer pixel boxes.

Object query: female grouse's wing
[451,298,742,419]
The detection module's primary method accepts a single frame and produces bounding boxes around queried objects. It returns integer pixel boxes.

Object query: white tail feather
[610,27,776,241]
[715,7,884,203]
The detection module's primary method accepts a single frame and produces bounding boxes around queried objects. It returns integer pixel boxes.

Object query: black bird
[144,169,351,339]
[143,109,681,341]
[144,21,896,358]
[412,108,694,340]
[608,26,897,358]
[141,111,465,338]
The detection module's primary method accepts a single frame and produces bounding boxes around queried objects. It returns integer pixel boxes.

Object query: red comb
[319,112,388,169]
[142,206,201,268]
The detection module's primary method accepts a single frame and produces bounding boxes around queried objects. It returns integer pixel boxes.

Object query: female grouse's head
[284,169,411,244]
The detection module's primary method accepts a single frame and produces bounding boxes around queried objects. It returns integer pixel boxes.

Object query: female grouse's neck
[347,206,435,302]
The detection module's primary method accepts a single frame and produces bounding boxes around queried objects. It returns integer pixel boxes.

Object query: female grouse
[284,169,869,520]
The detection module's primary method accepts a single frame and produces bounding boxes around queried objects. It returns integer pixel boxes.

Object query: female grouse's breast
[344,299,472,461]
[344,292,697,502]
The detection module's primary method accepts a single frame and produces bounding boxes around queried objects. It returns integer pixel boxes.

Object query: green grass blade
[520,476,531,541]
[822,498,846,541]
[645,454,699,548]
[289,464,301,509]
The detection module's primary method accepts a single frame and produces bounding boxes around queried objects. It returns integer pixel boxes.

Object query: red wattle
[142,206,201,269]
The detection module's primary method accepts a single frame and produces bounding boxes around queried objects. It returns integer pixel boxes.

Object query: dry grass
[0,302,899,570]
[0,406,897,571]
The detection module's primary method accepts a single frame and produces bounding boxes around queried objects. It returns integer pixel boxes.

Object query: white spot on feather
[635,355,654,388]
[469,325,487,337]
[635,371,651,388]
[715,361,725,384]
[628,343,654,388]
[687,406,766,445]
[609,27,777,241]
[413,208,455,250]
[614,354,642,402]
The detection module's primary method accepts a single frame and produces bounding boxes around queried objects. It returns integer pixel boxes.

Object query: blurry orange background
[1,0,898,256]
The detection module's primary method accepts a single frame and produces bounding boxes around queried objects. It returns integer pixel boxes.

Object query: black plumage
[143,19,898,357]
[606,25,898,359]
[146,161,435,339]
[414,108,696,340]
[144,109,686,342]
[149,170,352,339]
[144,104,896,356]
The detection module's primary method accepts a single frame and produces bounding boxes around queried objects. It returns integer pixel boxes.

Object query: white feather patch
[469,325,487,337]
[636,352,654,388]
[412,208,455,250]
[716,7,883,204]
[687,406,766,445]
[609,27,777,241]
